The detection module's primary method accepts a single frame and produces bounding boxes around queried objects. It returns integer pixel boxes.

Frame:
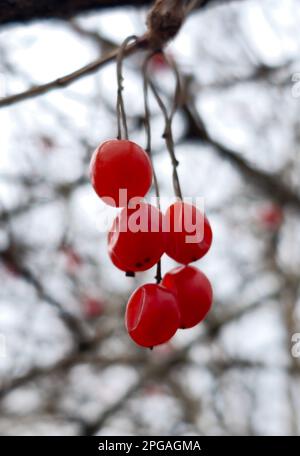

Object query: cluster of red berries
[90,138,213,348]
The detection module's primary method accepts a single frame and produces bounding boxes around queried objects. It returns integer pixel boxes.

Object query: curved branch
[0,0,187,108]
[0,0,247,109]
[0,37,147,108]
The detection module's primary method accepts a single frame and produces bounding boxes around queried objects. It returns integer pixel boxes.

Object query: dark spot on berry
[135,262,142,268]
[144,257,151,263]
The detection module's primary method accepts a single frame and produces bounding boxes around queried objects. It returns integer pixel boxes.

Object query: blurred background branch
[0,0,300,437]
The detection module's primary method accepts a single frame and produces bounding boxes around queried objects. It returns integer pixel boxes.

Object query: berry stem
[125,271,135,277]
[143,53,162,284]
[147,55,183,200]
[155,260,162,284]
[116,35,137,140]
[143,54,161,206]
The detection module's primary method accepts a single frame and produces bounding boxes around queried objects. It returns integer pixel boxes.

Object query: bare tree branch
[182,100,300,212]
[0,342,142,400]
[0,0,187,108]
[0,0,250,109]
[0,39,146,109]
[0,0,245,27]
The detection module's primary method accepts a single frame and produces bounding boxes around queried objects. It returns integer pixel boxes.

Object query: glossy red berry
[108,202,165,273]
[125,283,180,347]
[165,201,212,264]
[162,265,213,329]
[90,139,153,207]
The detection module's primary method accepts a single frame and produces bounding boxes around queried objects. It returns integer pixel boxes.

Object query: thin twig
[0,197,92,349]
[148,57,183,200]
[0,37,147,109]
[116,35,138,139]
[143,53,162,283]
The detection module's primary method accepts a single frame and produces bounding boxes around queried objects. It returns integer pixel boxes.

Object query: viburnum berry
[162,265,213,329]
[60,245,82,274]
[165,201,212,265]
[90,139,153,207]
[82,297,104,319]
[258,203,284,230]
[108,202,165,273]
[150,52,170,72]
[125,283,180,348]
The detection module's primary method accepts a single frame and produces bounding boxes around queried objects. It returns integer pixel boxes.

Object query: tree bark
[0,0,238,27]
[0,1,150,25]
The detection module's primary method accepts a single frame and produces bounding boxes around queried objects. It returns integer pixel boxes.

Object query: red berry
[162,265,213,328]
[4,260,20,277]
[82,297,104,319]
[150,52,170,72]
[108,202,165,273]
[165,202,212,264]
[125,283,180,347]
[258,203,283,230]
[60,246,82,273]
[90,139,153,207]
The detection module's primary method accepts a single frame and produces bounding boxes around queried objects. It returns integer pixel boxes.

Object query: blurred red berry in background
[60,246,82,274]
[150,52,170,72]
[258,203,284,230]
[82,297,104,319]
